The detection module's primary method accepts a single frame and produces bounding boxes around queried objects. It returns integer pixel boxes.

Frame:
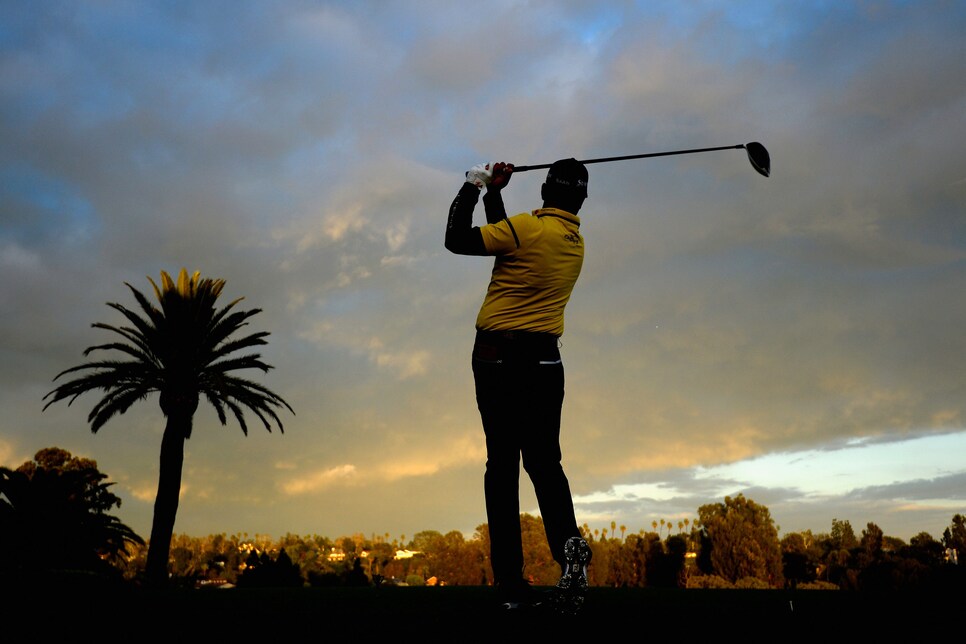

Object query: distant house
[394,549,421,560]
[327,548,372,562]
[327,548,346,562]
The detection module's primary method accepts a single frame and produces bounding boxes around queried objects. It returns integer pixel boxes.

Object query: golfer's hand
[489,162,514,191]
[465,163,493,188]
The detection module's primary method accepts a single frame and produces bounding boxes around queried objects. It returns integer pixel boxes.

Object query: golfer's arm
[482,188,508,224]
[445,182,487,256]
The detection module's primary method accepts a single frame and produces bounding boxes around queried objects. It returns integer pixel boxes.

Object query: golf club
[513,142,770,178]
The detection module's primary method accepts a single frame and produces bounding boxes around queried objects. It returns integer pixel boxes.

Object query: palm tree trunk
[145,415,188,587]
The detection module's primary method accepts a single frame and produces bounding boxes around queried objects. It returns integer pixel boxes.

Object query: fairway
[10,584,956,639]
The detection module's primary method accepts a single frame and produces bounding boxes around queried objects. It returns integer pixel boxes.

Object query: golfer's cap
[546,158,588,196]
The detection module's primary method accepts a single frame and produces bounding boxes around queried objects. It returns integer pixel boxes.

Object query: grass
[8,582,958,639]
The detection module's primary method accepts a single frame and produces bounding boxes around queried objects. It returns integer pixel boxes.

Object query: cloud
[129,486,156,503]
[367,338,429,379]
[0,439,23,468]
[3,1,965,543]
[279,432,483,497]
[281,464,358,495]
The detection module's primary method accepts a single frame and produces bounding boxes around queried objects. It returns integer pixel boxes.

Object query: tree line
[3,447,963,592]
[29,269,966,597]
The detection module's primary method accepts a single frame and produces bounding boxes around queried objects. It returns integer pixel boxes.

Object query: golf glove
[490,162,513,190]
[465,163,493,188]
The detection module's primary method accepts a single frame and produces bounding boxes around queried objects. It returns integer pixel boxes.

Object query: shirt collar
[533,207,581,227]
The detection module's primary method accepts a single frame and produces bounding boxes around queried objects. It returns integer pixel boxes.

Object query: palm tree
[44,269,293,587]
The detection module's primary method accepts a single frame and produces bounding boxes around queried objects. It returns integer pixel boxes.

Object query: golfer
[445,158,592,612]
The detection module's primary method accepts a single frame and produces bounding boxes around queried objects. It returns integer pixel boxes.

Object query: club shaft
[513,144,747,172]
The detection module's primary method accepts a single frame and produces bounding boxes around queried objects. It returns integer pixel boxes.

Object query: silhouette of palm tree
[44,269,293,586]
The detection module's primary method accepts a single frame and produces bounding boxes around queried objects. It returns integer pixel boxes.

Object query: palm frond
[44,361,160,409]
[49,358,159,383]
[208,340,268,371]
[88,386,155,433]
[45,269,292,435]
[202,374,293,432]
[89,323,157,359]
[204,307,261,349]
[110,292,162,336]
[225,391,283,433]
[207,297,246,331]
[83,341,159,366]
[204,391,250,435]
[205,392,230,426]
[204,354,273,376]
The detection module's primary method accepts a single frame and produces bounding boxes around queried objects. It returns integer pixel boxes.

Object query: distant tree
[882,535,906,553]
[854,523,904,591]
[43,269,293,587]
[410,530,443,554]
[639,531,683,588]
[519,514,557,585]
[609,533,647,587]
[942,514,966,563]
[697,494,784,587]
[238,548,304,587]
[882,532,948,590]
[665,534,688,586]
[422,530,481,586]
[906,532,945,566]
[830,518,858,550]
[780,532,814,588]
[587,537,611,587]
[0,447,143,581]
[367,541,396,586]
[860,522,884,557]
[344,557,369,587]
[337,535,359,559]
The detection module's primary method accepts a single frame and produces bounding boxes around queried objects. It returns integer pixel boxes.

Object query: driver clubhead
[745,142,770,177]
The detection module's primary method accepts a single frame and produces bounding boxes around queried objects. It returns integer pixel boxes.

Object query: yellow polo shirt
[475,207,583,336]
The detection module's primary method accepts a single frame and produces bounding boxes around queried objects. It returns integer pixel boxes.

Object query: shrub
[687,574,734,589]
[735,576,772,589]
[798,581,839,590]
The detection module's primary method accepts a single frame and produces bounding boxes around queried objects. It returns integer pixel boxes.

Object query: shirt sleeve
[479,213,527,254]
[444,182,487,256]
[482,189,508,224]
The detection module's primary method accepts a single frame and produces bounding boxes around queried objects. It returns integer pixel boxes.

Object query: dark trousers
[472,330,580,585]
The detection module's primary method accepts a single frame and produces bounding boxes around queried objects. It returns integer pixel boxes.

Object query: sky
[2,1,965,546]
